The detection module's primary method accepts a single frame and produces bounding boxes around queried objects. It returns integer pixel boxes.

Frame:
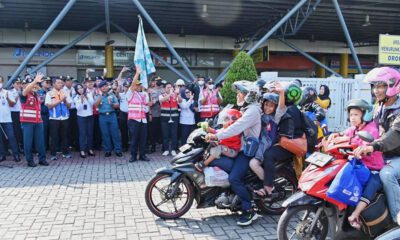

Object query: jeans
[11,111,23,148]
[180,124,195,145]
[77,115,94,152]
[128,120,147,158]
[21,122,46,163]
[0,122,19,157]
[380,157,400,221]
[119,111,129,150]
[99,112,122,152]
[360,172,382,205]
[161,120,178,151]
[210,152,252,211]
[49,119,69,156]
[263,145,294,187]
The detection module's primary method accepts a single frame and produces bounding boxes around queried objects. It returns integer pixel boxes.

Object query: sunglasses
[185,91,190,94]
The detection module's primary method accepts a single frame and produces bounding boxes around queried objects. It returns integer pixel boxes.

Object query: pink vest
[199,89,220,118]
[128,91,147,121]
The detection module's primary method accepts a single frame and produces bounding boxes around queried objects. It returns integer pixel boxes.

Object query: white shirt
[119,91,129,113]
[45,89,72,120]
[9,88,21,112]
[63,86,76,109]
[126,89,148,123]
[179,98,195,125]
[74,94,94,117]
[0,89,12,123]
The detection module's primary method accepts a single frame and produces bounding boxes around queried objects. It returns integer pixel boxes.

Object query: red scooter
[277,132,396,240]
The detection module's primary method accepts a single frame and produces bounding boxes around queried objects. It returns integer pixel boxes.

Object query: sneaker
[139,155,150,161]
[62,154,72,159]
[51,156,58,161]
[237,211,258,226]
[171,150,177,156]
[27,161,37,167]
[162,151,169,156]
[38,160,49,166]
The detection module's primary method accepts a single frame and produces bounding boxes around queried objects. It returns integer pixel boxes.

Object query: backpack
[301,111,318,152]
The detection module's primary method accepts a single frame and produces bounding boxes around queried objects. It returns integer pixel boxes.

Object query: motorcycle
[144,109,297,219]
[277,131,397,240]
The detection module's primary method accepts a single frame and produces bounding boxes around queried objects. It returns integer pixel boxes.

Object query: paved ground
[0,149,280,240]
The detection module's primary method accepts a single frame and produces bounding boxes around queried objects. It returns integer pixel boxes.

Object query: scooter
[277,132,397,240]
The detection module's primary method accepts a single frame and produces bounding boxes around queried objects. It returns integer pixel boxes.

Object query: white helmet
[175,79,185,86]
[232,80,260,104]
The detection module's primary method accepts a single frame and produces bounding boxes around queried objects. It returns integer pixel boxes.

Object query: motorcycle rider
[206,80,261,226]
[354,66,400,225]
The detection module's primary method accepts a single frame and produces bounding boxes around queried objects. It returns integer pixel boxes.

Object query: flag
[134,15,156,88]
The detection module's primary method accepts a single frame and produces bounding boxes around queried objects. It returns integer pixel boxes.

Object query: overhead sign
[251,46,269,64]
[77,50,135,66]
[379,34,400,65]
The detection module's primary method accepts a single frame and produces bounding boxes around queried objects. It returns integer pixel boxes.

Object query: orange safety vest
[128,91,147,121]
[20,92,42,123]
[199,89,220,118]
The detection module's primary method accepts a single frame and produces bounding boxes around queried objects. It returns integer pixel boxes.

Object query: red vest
[160,94,179,120]
[20,92,42,123]
[128,91,147,121]
[199,89,220,118]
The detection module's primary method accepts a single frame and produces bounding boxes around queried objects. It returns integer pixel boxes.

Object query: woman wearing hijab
[315,84,331,110]
[178,88,196,145]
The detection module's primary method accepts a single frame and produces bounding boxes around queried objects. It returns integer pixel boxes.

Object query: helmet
[232,80,260,104]
[262,93,279,105]
[285,81,303,105]
[175,79,185,86]
[298,86,317,106]
[346,99,373,122]
[364,67,400,98]
[255,79,266,89]
[223,108,242,126]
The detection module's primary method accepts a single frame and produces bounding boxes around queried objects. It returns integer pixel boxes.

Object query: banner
[134,16,156,88]
[379,34,400,66]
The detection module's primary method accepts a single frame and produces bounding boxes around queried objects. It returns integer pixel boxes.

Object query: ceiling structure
[0,0,398,45]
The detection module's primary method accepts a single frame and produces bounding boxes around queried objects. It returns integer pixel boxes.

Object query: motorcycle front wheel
[145,173,195,219]
[277,205,329,240]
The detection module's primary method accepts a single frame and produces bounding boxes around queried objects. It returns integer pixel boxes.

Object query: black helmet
[346,99,373,122]
[262,93,279,105]
[298,86,317,106]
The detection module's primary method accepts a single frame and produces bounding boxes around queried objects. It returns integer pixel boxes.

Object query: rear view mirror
[357,131,374,143]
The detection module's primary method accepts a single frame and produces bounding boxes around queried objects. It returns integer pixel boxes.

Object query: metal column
[332,0,362,74]
[104,0,111,39]
[5,0,76,88]
[131,0,196,81]
[28,22,105,74]
[279,39,342,77]
[111,22,191,83]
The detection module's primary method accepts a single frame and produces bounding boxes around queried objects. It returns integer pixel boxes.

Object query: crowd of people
[0,66,225,165]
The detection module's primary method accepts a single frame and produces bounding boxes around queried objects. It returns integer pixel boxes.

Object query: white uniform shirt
[63,86,76,109]
[0,89,13,123]
[119,91,129,113]
[74,94,94,117]
[9,88,21,112]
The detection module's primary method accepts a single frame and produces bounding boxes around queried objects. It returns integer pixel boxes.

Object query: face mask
[198,81,204,86]
[209,84,214,90]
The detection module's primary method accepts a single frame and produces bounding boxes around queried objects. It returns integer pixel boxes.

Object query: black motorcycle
[145,128,298,219]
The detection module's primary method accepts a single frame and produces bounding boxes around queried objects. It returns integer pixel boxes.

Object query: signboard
[77,50,135,66]
[379,34,400,65]
[251,46,269,64]
[13,48,56,58]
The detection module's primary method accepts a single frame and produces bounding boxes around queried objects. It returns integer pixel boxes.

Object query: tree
[221,51,258,104]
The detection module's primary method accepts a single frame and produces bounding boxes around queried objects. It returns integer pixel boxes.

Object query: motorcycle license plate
[179,144,191,153]
[306,152,333,167]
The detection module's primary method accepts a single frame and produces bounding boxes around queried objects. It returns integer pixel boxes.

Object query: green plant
[221,51,258,104]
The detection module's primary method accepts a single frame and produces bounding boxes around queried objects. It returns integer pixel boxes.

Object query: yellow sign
[251,46,269,64]
[379,34,400,65]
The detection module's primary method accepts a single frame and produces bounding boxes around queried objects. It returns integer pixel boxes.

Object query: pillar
[339,53,349,77]
[316,56,326,78]
[105,45,114,79]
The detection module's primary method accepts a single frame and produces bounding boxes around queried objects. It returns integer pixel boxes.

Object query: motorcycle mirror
[357,131,374,143]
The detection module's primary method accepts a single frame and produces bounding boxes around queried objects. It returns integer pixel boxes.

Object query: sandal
[348,216,361,230]
[195,161,206,172]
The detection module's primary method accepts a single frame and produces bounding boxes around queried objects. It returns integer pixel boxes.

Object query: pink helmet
[364,67,400,97]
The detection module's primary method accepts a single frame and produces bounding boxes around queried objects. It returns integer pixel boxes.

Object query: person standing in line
[9,77,23,152]
[179,88,196,145]
[127,69,150,162]
[0,77,20,162]
[94,80,123,157]
[20,73,49,167]
[74,83,95,158]
[36,77,51,150]
[45,76,72,160]
[159,82,182,156]
[63,76,79,151]
[198,78,222,122]
[116,66,130,152]
[148,76,163,153]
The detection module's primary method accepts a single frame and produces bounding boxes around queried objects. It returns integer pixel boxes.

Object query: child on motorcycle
[195,108,242,172]
[330,99,384,229]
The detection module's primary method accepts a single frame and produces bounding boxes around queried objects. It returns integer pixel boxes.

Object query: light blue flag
[134,16,156,88]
